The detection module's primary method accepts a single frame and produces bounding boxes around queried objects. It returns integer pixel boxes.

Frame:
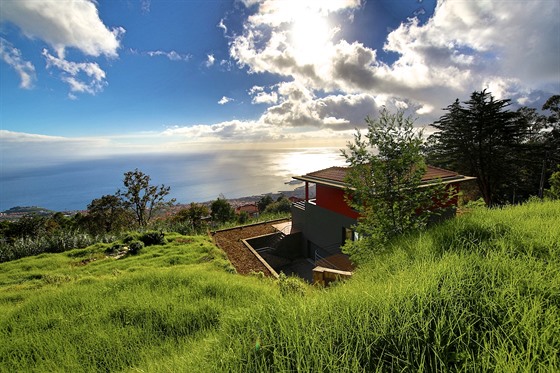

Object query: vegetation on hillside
[343,108,454,262]
[1,200,558,371]
[426,91,560,206]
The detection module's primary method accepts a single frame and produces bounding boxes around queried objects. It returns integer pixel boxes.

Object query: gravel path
[211,219,289,276]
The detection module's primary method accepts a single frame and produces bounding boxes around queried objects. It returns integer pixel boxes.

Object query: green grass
[1,201,559,371]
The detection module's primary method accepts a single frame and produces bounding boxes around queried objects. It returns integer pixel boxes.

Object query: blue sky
[1,0,559,166]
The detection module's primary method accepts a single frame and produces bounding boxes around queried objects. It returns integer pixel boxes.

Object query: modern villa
[288,165,476,270]
[216,164,475,284]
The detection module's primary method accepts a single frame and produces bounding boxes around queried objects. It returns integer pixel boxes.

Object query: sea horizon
[0,147,345,212]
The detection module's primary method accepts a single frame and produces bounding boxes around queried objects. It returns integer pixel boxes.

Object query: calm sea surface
[0,147,345,211]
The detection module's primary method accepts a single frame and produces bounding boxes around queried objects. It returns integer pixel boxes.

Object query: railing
[292,201,306,210]
[314,249,341,271]
[255,225,291,254]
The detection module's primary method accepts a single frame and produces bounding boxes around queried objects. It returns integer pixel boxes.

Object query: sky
[1,0,559,169]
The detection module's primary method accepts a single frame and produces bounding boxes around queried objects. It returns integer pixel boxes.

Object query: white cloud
[218,19,228,34]
[160,119,352,146]
[141,0,151,14]
[43,50,107,95]
[0,0,124,58]
[230,0,559,127]
[146,50,191,61]
[0,38,36,89]
[218,96,233,105]
[1,0,124,96]
[249,85,278,104]
[206,54,216,67]
[0,129,116,170]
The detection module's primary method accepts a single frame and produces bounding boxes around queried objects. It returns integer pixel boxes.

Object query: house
[289,165,475,269]
[235,203,259,218]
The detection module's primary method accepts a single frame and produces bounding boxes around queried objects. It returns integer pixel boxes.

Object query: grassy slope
[1,201,559,372]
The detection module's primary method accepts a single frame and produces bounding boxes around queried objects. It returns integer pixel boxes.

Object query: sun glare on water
[272,149,346,180]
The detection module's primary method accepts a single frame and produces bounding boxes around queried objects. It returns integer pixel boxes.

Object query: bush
[139,231,166,246]
[264,198,291,214]
[128,240,144,255]
[277,272,307,297]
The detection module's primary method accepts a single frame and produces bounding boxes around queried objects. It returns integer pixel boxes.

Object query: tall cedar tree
[342,108,452,261]
[542,95,560,172]
[117,169,175,227]
[427,90,525,206]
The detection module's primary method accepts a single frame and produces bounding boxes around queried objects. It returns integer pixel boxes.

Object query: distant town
[0,185,315,221]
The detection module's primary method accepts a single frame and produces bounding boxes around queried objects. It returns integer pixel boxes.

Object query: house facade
[290,165,475,265]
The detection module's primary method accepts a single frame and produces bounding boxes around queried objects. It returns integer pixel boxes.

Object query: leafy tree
[544,166,560,200]
[342,108,452,260]
[263,197,291,214]
[210,197,235,224]
[86,194,132,234]
[174,202,209,232]
[542,95,560,174]
[427,90,527,206]
[117,169,175,227]
[237,211,250,224]
[1,214,47,241]
[257,195,274,213]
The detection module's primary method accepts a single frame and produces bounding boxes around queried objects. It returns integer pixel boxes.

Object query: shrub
[128,240,144,255]
[277,272,307,297]
[139,231,166,246]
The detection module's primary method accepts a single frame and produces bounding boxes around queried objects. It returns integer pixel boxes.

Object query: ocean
[0,147,345,212]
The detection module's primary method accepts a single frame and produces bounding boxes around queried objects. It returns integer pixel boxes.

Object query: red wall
[315,185,359,219]
[316,182,461,220]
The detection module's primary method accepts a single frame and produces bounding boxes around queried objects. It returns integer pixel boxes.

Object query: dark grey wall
[302,201,357,256]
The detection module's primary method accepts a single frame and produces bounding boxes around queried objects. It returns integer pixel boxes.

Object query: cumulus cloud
[230,0,559,127]
[43,50,107,95]
[0,0,123,58]
[218,96,233,105]
[162,120,285,142]
[0,38,36,89]
[160,119,353,146]
[206,54,216,67]
[249,85,278,104]
[1,0,124,96]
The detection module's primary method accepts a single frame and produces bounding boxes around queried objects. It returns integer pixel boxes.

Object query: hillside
[1,200,559,371]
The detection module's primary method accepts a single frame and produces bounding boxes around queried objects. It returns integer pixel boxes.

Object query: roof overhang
[293,174,477,191]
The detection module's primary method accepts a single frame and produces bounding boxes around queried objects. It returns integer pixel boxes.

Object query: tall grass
[0,231,118,263]
[0,234,277,372]
[205,200,560,371]
[0,200,558,372]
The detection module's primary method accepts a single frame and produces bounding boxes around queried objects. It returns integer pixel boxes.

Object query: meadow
[1,200,559,372]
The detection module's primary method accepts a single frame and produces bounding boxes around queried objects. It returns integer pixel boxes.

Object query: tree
[544,166,560,200]
[257,195,274,213]
[86,194,132,234]
[174,202,209,232]
[117,169,175,227]
[342,108,452,260]
[427,90,527,206]
[210,197,235,224]
[542,95,560,173]
[263,197,291,214]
